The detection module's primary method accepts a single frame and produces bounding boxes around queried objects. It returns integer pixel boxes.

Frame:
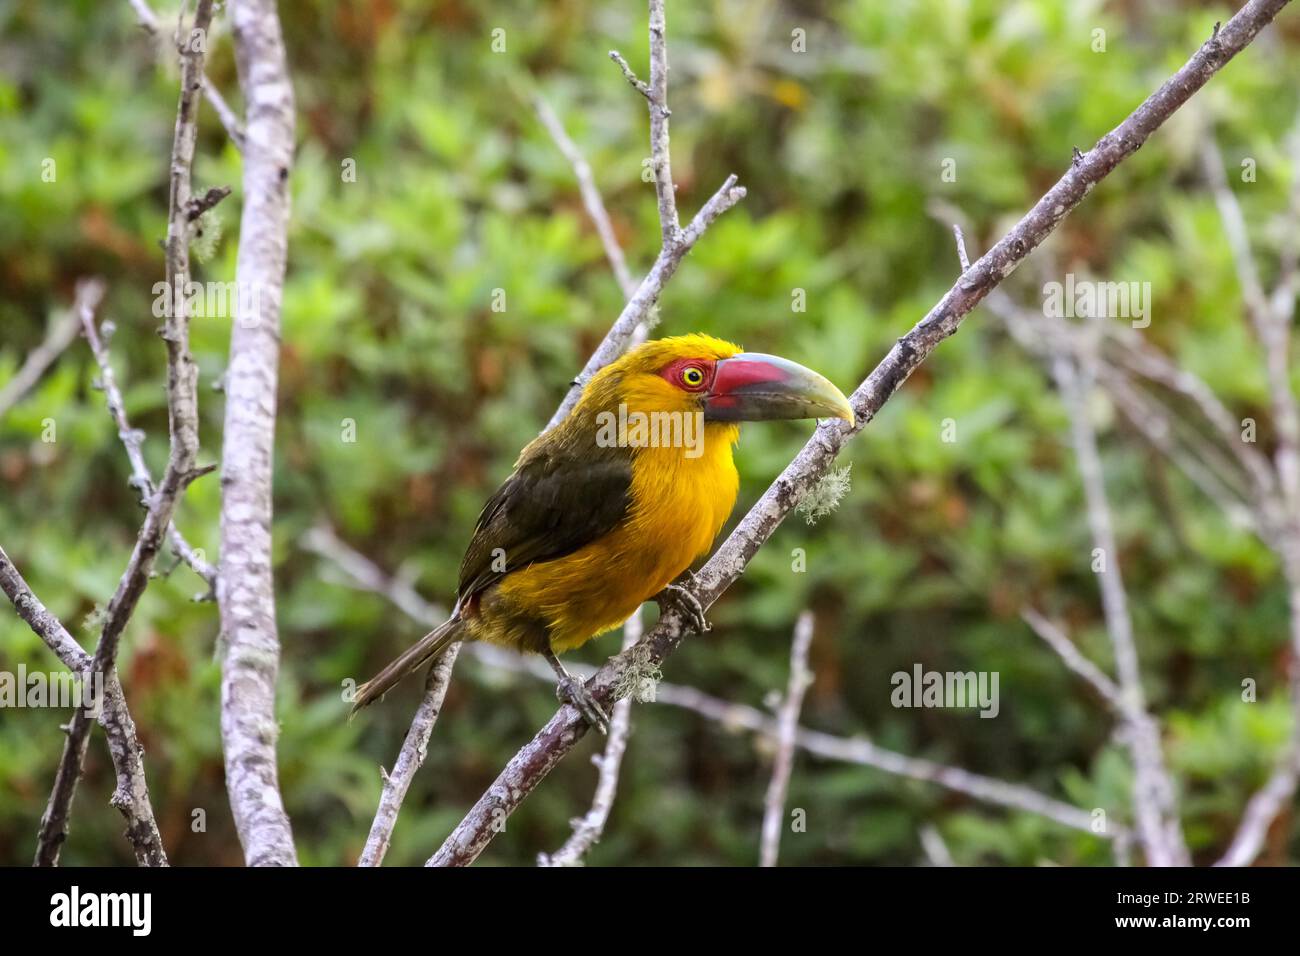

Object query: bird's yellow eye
[681,366,704,388]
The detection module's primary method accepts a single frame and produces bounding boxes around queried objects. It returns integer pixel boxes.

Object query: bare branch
[1203,135,1300,510]
[1020,608,1124,710]
[952,224,971,273]
[303,525,446,624]
[645,0,679,244]
[759,609,814,867]
[542,2,746,428]
[533,95,637,298]
[1051,344,1188,865]
[919,824,956,866]
[546,174,745,429]
[608,51,653,104]
[34,1,216,866]
[538,611,639,867]
[218,0,298,867]
[357,641,462,867]
[304,524,463,866]
[1105,322,1284,516]
[1094,366,1260,533]
[991,279,1246,865]
[426,0,1292,866]
[1217,727,1300,866]
[81,298,216,592]
[0,546,167,865]
[0,290,85,418]
[1202,119,1300,866]
[127,0,246,150]
[652,682,1117,839]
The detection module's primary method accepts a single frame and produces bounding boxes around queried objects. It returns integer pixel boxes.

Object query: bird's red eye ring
[658,357,714,391]
[680,365,706,389]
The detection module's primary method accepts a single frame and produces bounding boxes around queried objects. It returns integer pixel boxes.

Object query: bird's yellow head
[581,333,855,426]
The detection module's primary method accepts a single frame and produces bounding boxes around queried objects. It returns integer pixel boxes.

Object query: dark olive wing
[456,448,633,601]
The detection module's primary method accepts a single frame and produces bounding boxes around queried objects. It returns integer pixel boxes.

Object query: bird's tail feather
[350,617,464,716]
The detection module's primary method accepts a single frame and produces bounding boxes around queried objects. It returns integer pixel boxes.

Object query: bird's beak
[703,353,855,426]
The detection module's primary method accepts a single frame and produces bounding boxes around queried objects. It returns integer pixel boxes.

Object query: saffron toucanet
[351,334,854,730]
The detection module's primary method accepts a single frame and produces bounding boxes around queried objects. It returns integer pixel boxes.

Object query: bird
[350,333,854,730]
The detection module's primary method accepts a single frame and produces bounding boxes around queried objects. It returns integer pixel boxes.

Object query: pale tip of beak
[828,395,855,428]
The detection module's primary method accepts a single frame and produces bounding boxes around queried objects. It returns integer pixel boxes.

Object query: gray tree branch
[0,296,83,419]
[0,546,167,866]
[35,0,216,859]
[1049,348,1190,866]
[1202,115,1300,867]
[218,0,299,867]
[127,0,246,150]
[759,609,814,867]
[81,297,217,592]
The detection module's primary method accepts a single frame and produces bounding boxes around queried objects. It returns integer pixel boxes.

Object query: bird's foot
[542,647,609,734]
[655,582,710,633]
[555,676,610,735]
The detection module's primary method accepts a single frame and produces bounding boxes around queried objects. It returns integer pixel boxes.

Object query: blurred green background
[2,0,1299,866]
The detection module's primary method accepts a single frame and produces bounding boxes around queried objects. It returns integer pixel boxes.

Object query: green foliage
[1,0,1298,865]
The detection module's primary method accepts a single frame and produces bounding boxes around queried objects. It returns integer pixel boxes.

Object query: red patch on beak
[705,357,788,410]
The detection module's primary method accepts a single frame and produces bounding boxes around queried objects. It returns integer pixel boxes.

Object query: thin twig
[919,824,956,866]
[1094,366,1259,533]
[1105,322,1284,520]
[537,611,639,867]
[0,546,167,865]
[533,94,637,298]
[654,682,1118,838]
[1216,737,1300,865]
[426,0,1292,867]
[645,0,679,245]
[545,174,744,429]
[81,298,216,592]
[1051,346,1189,865]
[608,51,653,103]
[1205,116,1300,867]
[218,0,299,867]
[759,609,814,867]
[1202,136,1300,510]
[1020,609,1124,711]
[357,641,462,867]
[0,297,84,419]
[127,0,246,150]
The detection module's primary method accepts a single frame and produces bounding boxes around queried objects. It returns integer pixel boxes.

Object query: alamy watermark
[891,664,1000,718]
[1043,273,1151,328]
[0,665,104,717]
[151,279,267,326]
[595,404,705,458]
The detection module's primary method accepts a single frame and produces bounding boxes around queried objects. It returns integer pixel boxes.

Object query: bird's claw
[655,582,710,633]
[556,676,610,735]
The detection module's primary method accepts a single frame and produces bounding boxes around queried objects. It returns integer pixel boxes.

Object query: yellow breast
[496,422,740,652]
